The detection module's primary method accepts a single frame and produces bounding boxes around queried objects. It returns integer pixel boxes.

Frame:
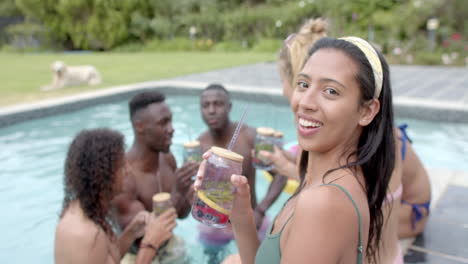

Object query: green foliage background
[0,0,465,60]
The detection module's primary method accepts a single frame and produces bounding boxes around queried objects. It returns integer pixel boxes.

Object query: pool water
[0,95,467,263]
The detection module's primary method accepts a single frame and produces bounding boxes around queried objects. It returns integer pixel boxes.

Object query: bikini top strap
[321,183,363,264]
[398,123,412,143]
[398,123,412,160]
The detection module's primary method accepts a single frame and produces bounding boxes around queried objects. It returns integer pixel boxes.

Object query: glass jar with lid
[152,192,173,216]
[183,140,202,163]
[191,146,243,228]
[252,127,275,170]
[273,130,284,149]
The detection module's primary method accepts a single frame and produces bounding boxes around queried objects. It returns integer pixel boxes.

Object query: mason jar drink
[273,130,284,149]
[152,192,173,216]
[183,140,202,163]
[152,192,173,249]
[252,127,275,170]
[191,146,243,228]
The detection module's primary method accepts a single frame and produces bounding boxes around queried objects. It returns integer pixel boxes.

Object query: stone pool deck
[171,63,468,123]
[1,63,467,263]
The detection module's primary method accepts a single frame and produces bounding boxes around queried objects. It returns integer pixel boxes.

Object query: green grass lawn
[0,52,275,107]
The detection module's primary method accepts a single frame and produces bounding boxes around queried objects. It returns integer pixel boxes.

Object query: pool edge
[1,80,467,128]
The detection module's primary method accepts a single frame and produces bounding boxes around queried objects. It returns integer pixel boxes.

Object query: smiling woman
[219,36,396,264]
[288,38,393,263]
[294,48,380,151]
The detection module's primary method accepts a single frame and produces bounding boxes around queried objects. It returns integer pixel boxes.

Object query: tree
[0,0,22,16]
[14,0,143,50]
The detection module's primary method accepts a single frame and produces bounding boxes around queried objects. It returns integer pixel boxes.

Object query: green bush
[223,7,270,45]
[4,21,51,51]
[128,11,152,42]
[414,51,443,65]
[0,44,15,52]
[112,42,145,52]
[251,38,281,52]
[143,37,214,52]
[15,0,140,50]
[213,41,248,52]
[9,0,464,64]
[179,12,225,41]
[194,39,214,51]
[220,2,320,43]
[0,0,21,16]
[144,38,189,51]
[149,17,174,40]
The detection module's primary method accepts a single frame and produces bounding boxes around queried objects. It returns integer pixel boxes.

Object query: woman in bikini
[397,125,431,238]
[54,128,177,264]
[201,36,396,263]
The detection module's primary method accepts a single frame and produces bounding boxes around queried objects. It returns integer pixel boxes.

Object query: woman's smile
[297,114,323,137]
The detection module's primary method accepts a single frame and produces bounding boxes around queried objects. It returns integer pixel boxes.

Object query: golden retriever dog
[41,61,102,91]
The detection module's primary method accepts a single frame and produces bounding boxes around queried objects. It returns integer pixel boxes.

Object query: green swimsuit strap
[280,213,295,233]
[321,183,363,264]
[269,211,294,237]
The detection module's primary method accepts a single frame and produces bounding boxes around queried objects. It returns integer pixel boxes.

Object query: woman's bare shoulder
[295,184,359,217]
[281,184,363,262]
[55,212,110,263]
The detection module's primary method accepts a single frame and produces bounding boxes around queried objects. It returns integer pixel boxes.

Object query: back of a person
[55,203,86,257]
[399,142,431,237]
[401,145,431,202]
[54,202,118,264]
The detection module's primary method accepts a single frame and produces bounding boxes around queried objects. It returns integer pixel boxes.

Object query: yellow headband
[340,36,383,98]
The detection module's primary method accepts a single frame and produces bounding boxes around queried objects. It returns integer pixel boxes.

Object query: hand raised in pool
[193,151,210,190]
[141,208,177,249]
[258,146,298,179]
[127,210,150,240]
[175,161,199,194]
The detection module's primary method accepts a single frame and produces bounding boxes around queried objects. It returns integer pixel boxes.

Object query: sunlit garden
[0,0,466,105]
[1,1,468,263]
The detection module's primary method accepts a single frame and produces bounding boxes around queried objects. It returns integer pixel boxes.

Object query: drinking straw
[227,105,249,151]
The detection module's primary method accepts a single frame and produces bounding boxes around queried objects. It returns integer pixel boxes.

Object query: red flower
[451,32,461,41]
[443,40,450,48]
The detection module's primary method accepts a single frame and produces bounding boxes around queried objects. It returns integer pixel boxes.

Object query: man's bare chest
[134,166,175,208]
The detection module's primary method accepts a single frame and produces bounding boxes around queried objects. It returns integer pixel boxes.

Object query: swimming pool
[0,94,467,263]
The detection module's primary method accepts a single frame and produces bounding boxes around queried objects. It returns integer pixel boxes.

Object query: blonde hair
[278,18,327,98]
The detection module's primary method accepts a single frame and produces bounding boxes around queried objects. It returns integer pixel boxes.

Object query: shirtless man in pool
[198,84,286,228]
[112,90,199,251]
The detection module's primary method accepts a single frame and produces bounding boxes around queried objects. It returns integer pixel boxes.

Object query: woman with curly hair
[54,128,177,264]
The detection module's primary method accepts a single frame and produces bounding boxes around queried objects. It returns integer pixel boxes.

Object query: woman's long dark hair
[294,37,395,263]
[60,128,125,239]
